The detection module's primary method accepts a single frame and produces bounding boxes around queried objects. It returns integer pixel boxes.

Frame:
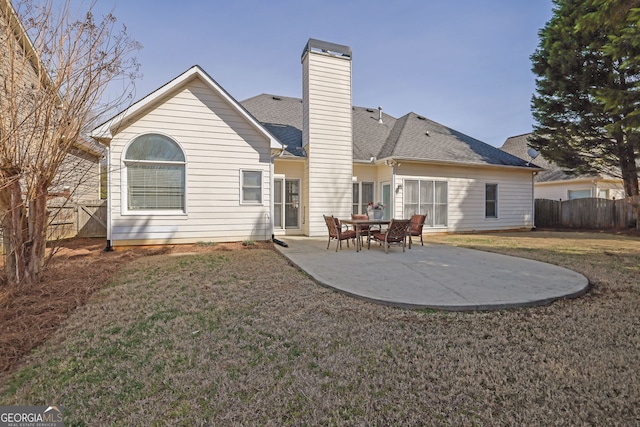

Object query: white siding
[52,148,101,203]
[395,163,534,232]
[303,51,353,237]
[109,77,272,246]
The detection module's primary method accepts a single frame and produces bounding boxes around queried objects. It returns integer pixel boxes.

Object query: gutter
[378,156,542,172]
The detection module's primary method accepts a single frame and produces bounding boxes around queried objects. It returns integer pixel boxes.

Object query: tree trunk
[2,179,49,286]
[3,180,28,286]
[25,182,49,283]
[617,134,639,197]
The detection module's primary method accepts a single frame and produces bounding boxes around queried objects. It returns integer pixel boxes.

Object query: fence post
[558,198,562,228]
[612,197,617,228]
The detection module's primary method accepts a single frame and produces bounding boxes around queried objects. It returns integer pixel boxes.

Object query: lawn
[1,231,639,426]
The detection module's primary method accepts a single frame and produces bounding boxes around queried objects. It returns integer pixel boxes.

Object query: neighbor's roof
[242,94,533,168]
[74,135,106,158]
[500,133,612,183]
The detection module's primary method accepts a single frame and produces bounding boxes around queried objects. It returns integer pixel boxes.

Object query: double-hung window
[485,183,498,218]
[241,170,263,204]
[124,134,186,213]
[404,179,448,227]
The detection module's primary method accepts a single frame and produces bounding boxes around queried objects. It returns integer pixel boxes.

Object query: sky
[75,0,555,147]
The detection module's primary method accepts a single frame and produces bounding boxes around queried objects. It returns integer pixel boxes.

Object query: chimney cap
[302,38,352,61]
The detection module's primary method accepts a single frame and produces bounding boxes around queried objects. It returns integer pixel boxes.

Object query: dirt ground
[0,238,273,374]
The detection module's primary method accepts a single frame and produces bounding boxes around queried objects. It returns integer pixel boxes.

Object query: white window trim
[274,176,302,230]
[352,181,375,214]
[120,133,188,217]
[240,169,264,205]
[485,183,498,219]
[403,178,448,228]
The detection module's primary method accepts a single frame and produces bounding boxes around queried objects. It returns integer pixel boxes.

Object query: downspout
[104,144,113,251]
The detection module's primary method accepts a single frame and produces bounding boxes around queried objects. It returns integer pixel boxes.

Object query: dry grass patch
[0,232,639,425]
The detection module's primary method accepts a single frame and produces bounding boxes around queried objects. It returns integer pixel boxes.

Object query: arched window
[124,134,186,211]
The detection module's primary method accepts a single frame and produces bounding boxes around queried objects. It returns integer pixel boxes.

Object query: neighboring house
[92,38,538,247]
[0,0,104,251]
[47,136,105,205]
[501,133,626,201]
[0,0,104,203]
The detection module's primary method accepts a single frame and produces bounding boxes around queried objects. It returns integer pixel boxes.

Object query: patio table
[340,218,391,252]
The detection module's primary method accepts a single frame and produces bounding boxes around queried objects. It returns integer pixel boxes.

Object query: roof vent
[417,115,426,120]
[272,96,282,101]
[378,106,383,124]
[366,108,374,113]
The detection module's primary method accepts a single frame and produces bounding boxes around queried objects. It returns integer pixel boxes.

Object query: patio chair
[368,219,411,253]
[351,213,378,246]
[408,214,426,248]
[323,215,357,252]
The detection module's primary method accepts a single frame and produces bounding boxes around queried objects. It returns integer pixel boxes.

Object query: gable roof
[242,94,533,169]
[91,66,282,151]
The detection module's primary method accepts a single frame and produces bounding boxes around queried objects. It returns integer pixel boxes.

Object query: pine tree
[530,0,640,197]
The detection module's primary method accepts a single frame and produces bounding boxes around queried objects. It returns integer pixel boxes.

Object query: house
[92,38,538,247]
[1,0,103,203]
[501,133,626,201]
[0,0,104,245]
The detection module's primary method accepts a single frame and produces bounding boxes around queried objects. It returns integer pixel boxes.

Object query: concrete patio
[274,236,589,311]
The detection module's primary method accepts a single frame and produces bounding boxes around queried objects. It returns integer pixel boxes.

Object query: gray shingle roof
[242,94,533,168]
[501,133,598,182]
[352,106,396,161]
[381,113,531,167]
[240,94,305,157]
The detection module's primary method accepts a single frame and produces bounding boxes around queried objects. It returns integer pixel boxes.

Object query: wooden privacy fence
[47,200,108,239]
[535,196,639,229]
[1,200,107,253]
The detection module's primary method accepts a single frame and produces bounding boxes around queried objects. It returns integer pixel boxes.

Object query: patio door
[274,178,300,229]
[382,182,391,220]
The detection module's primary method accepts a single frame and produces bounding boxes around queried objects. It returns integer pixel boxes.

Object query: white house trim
[91,66,283,152]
